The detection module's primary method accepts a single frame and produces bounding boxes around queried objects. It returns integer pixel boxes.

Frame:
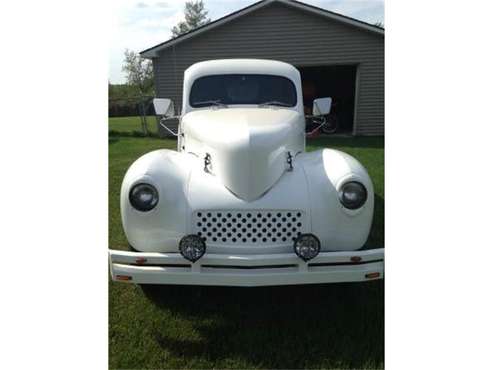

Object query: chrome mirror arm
[159,116,180,137]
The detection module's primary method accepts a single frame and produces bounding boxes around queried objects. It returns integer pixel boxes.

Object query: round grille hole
[287,223,292,227]
[277,223,281,227]
[267,223,272,228]
[198,212,202,217]
[237,223,242,228]
[217,233,222,237]
[277,213,281,217]
[217,223,222,228]
[227,213,232,218]
[207,232,212,236]
[232,218,237,223]
[207,223,211,227]
[297,213,301,217]
[262,238,267,242]
[262,228,267,232]
[272,238,277,242]
[242,218,247,223]
[282,218,286,222]
[247,233,252,238]
[262,218,267,222]
[237,233,242,238]
[227,223,232,227]
[297,223,302,227]
[247,224,252,228]
[282,228,287,232]
[242,228,246,233]
[247,213,251,218]
[277,232,281,237]
[257,223,261,228]
[272,218,277,223]
[222,238,227,242]
[227,233,232,237]
[232,228,237,233]
[202,218,207,222]
[272,228,277,233]
[267,233,272,237]
[282,237,287,242]
[297,232,302,235]
[287,232,292,236]
[212,218,217,222]
[222,218,227,223]
[267,213,272,218]
[203,237,207,242]
[197,222,202,227]
[287,213,291,217]
[198,232,202,236]
[212,237,217,242]
[212,228,217,232]
[202,228,207,232]
[207,213,211,217]
[232,238,237,242]
[222,228,227,232]
[242,238,247,243]
[252,228,257,233]
[252,238,257,243]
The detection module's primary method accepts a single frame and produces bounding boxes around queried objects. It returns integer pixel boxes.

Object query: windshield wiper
[194,99,228,108]
[258,101,291,108]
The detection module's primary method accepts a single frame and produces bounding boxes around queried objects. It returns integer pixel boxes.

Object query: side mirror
[153,98,175,118]
[312,97,332,116]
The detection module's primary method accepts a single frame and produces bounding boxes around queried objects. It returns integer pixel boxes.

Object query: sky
[109,0,384,84]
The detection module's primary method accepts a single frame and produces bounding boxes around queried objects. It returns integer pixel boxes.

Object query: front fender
[120,150,196,252]
[298,149,374,250]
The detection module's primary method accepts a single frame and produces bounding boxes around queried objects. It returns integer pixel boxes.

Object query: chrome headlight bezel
[129,183,159,212]
[338,181,368,210]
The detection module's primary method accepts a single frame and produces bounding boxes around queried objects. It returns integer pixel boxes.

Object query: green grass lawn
[109,136,384,369]
[109,116,158,134]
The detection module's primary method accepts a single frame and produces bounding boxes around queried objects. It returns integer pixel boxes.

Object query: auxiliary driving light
[294,234,321,262]
[179,235,206,263]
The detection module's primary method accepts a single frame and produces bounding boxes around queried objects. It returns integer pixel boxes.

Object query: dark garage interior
[298,65,357,134]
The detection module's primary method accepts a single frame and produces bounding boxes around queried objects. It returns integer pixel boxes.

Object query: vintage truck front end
[109,59,384,286]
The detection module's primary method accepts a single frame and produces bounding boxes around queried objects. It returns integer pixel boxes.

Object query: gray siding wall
[152,2,384,135]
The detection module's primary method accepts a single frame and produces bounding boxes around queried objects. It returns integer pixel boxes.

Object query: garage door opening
[298,65,357,134]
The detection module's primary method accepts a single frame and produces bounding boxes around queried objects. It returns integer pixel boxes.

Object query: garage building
[141,0,384,136]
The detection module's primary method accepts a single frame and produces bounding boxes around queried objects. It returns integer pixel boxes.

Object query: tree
[122,49,154,134]
[171,0,211,37]
[122,49,154,94]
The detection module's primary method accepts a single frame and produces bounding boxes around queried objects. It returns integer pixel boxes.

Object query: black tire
[321,115,339,135]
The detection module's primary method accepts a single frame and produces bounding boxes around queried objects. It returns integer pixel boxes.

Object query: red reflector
[116,275,133,281]
[350,256,362,263]
[136,257,147,264]
[365,272,380,279]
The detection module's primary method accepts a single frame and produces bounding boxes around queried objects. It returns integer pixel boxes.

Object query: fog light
[179,235,206,263]
[294,234,321,261]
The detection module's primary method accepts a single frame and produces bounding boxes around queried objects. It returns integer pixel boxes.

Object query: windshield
[189,74,297,108]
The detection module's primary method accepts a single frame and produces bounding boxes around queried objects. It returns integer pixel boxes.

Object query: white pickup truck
[109,59,384,286]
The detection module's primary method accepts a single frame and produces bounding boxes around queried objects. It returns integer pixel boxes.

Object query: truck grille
[192,210,306,246]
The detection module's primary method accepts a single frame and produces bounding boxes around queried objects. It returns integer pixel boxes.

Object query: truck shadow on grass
[137,177,384,369]
[142,279,383,368]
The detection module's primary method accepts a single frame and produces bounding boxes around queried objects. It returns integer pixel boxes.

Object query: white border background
[1,0,493,369]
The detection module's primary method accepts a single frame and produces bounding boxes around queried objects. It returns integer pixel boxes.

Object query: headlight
[294,234,321,261]
[179,235,206,262]
[339,181,367,210]
[129,183,159,212]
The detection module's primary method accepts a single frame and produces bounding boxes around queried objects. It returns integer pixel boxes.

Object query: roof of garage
[140,0,384,58]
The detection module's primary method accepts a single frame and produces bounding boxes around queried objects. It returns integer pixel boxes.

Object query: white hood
[182,108,304,201]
